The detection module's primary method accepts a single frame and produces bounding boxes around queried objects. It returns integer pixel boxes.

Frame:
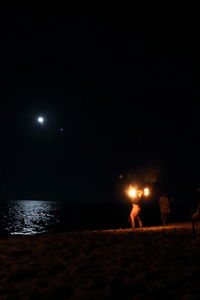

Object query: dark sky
[0,3,199,202]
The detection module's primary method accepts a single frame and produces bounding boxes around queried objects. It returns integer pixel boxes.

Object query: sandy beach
[0,222,199,299]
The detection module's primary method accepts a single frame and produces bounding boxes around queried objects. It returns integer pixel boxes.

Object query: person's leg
[165,213,168,225]
[129,214,135,229]
[136,216,143,227]
[161,213,165,225]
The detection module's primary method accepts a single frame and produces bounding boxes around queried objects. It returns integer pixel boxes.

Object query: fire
[127,186,150,199]
[144,187,150,196]
[127,187,137,198]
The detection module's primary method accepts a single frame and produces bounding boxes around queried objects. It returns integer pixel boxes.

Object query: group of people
[129,193,171,229]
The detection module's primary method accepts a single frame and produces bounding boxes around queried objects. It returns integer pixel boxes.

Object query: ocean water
[0,200,131,235]
[0,200,190,235]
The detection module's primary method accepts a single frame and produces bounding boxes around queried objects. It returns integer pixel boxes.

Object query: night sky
[0,4,199,202]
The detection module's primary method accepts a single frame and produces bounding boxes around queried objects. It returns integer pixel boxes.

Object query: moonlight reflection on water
[0,200,61,235]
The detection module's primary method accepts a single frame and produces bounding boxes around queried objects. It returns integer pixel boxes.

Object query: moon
[37,116,44,125]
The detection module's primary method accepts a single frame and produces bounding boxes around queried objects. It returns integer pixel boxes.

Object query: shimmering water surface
[0,201,61,235]
[0,200,130,235]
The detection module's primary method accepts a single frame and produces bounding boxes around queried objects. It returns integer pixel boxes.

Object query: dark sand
[0,223,199,299]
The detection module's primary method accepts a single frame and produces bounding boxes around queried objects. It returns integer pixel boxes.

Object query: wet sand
[0,223,199,299]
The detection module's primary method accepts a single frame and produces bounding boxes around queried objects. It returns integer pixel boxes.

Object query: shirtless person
[129,202,143,229]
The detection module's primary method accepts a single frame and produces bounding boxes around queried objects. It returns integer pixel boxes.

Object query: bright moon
[37,116,44,124]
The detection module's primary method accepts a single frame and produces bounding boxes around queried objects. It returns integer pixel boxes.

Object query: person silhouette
[129,201,143,229]
[159,193,171,225]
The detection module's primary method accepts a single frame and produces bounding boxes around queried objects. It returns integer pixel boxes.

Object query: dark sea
[0,200,190,236]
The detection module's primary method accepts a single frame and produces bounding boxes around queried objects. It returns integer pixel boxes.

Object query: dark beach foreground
[0,223,199,299]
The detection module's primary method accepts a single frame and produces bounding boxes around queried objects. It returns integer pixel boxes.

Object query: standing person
[129,202,143,229]
[159,193,170,225]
